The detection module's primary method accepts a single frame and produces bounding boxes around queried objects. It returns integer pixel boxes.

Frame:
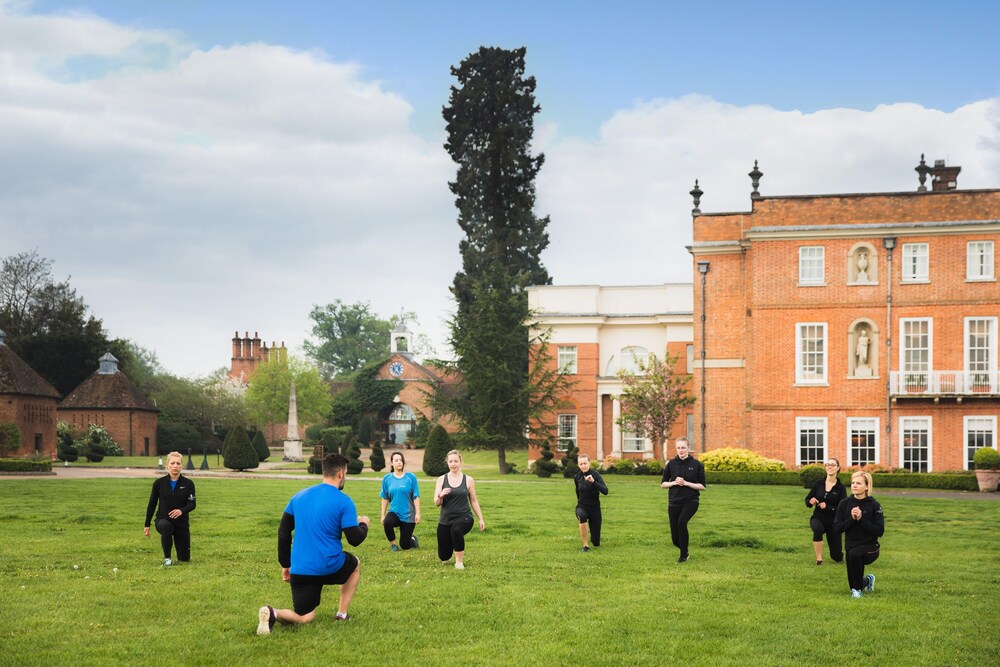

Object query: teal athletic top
[380,471,420,523]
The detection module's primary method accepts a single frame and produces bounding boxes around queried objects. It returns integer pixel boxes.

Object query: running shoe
[334,613,350,621]
[411,536,419,549]
[865,574,875,592]
[163,558,173,566]
[256,606,275,636]
[455,561,465,570]
[582,546,590,553]
[851,589,863,598]
[390,544,399,552]
[677,555,689,563]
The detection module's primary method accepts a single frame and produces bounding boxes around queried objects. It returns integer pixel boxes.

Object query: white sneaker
[256,606,273,636]
[163,558,173,566]
[455,561,465,570]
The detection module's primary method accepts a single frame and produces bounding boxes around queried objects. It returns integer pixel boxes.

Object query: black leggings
[576,505,602,547]
[810,515,843,562]
[437,516,474,561]
[383,512,417,550]
[155,518,190,561]
[846,544,880,591]
[668,501,699,557]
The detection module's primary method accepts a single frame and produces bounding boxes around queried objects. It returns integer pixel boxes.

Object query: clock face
[389,361,404,377]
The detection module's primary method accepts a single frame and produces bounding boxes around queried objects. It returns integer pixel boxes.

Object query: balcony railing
[889,371,1000,396]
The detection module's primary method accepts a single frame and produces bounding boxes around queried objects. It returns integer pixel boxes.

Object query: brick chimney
[929,159,961,191]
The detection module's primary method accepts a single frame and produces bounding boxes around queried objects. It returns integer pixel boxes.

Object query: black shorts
[289,552,359,615]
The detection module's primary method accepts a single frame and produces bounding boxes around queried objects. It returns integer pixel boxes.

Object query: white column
[595,391,604,461]
[611,397,622,457]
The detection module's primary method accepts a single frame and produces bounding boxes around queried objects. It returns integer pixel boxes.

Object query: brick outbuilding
[0,329,60,457]
[58,353,159,456]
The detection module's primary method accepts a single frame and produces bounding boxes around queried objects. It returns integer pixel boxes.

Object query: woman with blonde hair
[833,471,884,598]
[433,450,485,569]
[144,451,196,566]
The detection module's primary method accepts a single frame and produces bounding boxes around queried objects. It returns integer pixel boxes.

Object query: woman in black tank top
[434,449,486,569]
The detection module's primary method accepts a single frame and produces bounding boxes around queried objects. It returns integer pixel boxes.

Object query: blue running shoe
[865,574,875,592]
[851,589,863,598]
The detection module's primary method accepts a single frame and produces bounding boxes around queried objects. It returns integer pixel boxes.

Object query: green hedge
[0,458,53,472]
[702,469,976,491]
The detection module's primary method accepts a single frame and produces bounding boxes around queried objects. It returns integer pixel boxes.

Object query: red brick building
[0,329,60,457]
[58,353,159,456]
[690,157,999,470]
[527,285,695,463]
[228,331,286,383]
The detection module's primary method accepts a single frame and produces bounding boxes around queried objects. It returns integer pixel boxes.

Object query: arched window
[619,346,649,374]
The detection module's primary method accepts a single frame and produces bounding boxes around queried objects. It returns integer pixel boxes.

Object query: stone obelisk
[283,380,304,461]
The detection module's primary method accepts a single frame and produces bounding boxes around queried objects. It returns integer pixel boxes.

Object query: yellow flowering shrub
[700,447,786,472]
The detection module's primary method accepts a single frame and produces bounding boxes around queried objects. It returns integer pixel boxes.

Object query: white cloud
[2,4,998,377]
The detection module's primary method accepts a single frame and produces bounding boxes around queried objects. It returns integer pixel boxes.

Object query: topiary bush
[422,425,451,477]
[701,447,786,472]
[357,415,373,446]
[223,426,259,471]
[346,435,363,474]
[304,424,326,442]
[56,423,78,463]
[307,455,323,474]
[561,443,580,478]
[973,446,1000,470]
[533,441,559,478]
[409,417,431,449]
[251,430,270,462]
[369,440,385,472]
[75,424,122,458]
[799,464,826,488]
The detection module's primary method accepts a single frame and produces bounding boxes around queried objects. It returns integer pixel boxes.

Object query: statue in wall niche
[855,329,872,377]
[856,252,870,283]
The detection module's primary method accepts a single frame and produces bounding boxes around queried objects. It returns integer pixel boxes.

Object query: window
[686,344,695,373]
[965,317,997,392]
[557,346,578,374]
[795,323,827,384]
[902,243,929,282]
[686,414,695,449]
[967,241,994,280]
[965,417,997,470]
[557,414,577,452]
[900,417,931,472]
[622,425,646,453]
[797,418,827,465]
[798,246,825,285]
[900,318,932,390]
[848,418,879,467]
[619,346,649,374]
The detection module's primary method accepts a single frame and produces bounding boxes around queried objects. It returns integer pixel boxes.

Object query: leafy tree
[245,355,331,427]
[56,423,78,462]
[533,440,558,477]
[251,430,270,462]
[615,351,694,457]
[561,442,580,478]
[223,426,258,471]
[304,301,434,379]
[369,439,385,472]
[346,435,363,474]
[0,422,21,457]
[423,425,451,477]
[76,424,122,458]
[107,340,163,395]
[433,47,565,473]
[156,421,201,456]
[357,414,373,446]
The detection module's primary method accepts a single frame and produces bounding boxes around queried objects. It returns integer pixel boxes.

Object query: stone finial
[749,160,763,199]
[915,153,930,192]
[690,179,703,216]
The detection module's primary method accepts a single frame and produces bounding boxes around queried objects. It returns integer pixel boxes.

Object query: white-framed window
[798,246,825,285]
[965,416,997,470]
[619,346,649,374]
[966,241,994,281]
[686,413,695,449]
[557,414,577,452]
[686,344,695,373]
[900,318,932,390]
[795,323,827,384]
[965,317,997,392]
[847,417,879,467]
[622,424,646,453]
[899,416,932,472]
[557,346,578,374]
[796,417,827,465]
[902,242,929,282]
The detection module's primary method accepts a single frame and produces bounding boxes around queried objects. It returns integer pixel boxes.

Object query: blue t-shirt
[284,483,359,576]
[380,472,420,523]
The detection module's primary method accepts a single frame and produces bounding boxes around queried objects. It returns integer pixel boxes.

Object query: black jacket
[662,455,706,504]
[145,474,196,527]
[574,469,609,507]
[833,495,884,550]
[805,478,846,521]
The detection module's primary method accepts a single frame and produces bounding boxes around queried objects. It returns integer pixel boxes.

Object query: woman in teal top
[380,452,421,551]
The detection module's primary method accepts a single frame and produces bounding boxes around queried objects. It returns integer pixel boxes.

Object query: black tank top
[439,474,472,526]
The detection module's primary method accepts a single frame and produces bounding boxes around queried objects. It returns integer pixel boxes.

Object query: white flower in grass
[73,565,79,570]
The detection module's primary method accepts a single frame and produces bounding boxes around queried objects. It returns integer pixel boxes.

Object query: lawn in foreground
[1,476,997,666]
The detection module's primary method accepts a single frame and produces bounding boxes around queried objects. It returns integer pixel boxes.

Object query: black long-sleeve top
[805,478,846,522]
[277,512,369,569]
[574,469,609,507]
[662,455,706,504]
[145,474,196,527]
[833,495,884,550]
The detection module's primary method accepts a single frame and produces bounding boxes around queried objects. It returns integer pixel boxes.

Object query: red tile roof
[59,369,158,411]
[0,344,60,398]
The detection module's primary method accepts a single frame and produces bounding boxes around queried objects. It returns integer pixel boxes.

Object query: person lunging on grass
[257,453,370,635]
[144,451,196,566]
[574,454,608,552]
[833,471,884,599]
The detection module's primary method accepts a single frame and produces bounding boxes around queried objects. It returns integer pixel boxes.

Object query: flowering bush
[75,424,123,458]
[701,447,785,472]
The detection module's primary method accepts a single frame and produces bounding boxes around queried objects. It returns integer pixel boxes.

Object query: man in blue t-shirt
[256,453,370,635]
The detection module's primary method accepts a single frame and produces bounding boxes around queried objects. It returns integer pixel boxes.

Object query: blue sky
[2,1,999,376]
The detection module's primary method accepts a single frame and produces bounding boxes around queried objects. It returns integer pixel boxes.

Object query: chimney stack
[928,159,961,191]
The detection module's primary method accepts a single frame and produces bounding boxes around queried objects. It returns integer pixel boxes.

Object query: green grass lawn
[2,475,997,666]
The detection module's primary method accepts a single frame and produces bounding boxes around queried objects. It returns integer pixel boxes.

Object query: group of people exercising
[143,439,884,636]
